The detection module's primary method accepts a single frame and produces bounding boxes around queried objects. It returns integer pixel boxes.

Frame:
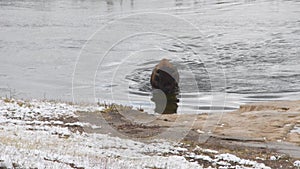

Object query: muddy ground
[76,100,300,168]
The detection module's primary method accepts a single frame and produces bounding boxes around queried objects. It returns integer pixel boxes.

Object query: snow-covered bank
[0,98,298,168]
[0,125,199,169]
[0,98,201,168]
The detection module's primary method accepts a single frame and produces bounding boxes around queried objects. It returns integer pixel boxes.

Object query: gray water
[0,0,299,114]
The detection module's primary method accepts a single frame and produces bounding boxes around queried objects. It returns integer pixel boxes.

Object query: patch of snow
[294,160,300,167]
[255,157,265,161]
[193,145,219,154]
[216,160,231,166]
[0,124,201,169]
[291,126,300,134]
[270,156,277,160]
[194,155,213,162]
[174,147,188,152]
[0,155,13,169]
[215,153,271,169]
[90,124,102,129]
[187,152,196,158]
[196,129,205,134]
[0,98,106,121]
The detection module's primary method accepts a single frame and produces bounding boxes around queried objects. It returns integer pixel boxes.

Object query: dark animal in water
[150,59,179,94]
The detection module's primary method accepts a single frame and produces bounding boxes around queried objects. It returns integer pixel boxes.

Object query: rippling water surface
[0,0,299,114]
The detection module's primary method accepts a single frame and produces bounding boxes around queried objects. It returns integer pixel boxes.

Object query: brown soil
[76,100,300,168]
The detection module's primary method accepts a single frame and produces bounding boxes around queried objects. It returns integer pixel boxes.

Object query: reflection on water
[151,89,179,114]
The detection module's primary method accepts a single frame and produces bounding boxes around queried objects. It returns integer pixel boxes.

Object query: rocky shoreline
[1,98,300,168]
[77,100,300,168]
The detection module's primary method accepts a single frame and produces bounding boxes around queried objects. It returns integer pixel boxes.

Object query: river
[0,0,299,114]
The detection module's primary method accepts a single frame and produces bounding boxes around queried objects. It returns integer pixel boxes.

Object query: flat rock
[76,100,300,158]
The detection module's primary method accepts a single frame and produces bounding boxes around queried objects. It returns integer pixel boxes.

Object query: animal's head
[150,59,179,94]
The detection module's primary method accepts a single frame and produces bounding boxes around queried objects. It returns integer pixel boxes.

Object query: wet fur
[150,59,179,94]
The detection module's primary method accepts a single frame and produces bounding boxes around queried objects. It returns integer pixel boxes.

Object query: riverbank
[0,98,299,168]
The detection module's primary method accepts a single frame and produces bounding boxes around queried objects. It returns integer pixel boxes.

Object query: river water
[0,0,299,114]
